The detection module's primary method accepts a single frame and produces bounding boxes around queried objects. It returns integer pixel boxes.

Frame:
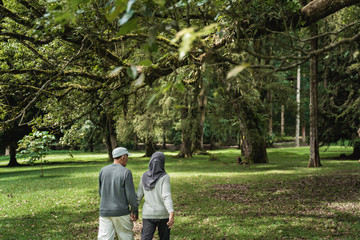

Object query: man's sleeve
[125,170,138,215]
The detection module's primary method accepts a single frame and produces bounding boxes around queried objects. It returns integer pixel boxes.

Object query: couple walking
[98,147,175,240]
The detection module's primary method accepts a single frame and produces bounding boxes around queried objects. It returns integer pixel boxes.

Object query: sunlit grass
[1,146,359,239]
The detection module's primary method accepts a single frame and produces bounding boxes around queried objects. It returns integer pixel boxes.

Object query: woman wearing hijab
[137,152,175,240]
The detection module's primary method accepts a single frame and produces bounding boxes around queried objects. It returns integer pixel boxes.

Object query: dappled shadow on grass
[0,203,99,240]
[206,173,360,239]
[212,173,360,204]
[0,164,102,180]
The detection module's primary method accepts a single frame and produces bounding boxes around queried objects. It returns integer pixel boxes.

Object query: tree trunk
[133,135,139,151]
[268,91,273,136]
[302,124,306,143]
[192,75,208,154]
[5,146,9,156]
[177,93,193,158]
[281,105,285,136]
[295,60,301,147]
[350,140,360,160]
[308,23,321,167]
[235,104,268,164]
[162,129,167,150]
[145,137,156,157]
[209,135,217,150]
[178,132,193,158]
[103,114,118,161]
[7,142,20,167]
[241,128,268,164]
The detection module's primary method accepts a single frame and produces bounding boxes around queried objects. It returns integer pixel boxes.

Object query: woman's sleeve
[161,175,174,213]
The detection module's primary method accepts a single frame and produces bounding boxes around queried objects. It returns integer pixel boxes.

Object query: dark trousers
[141,218,170,240]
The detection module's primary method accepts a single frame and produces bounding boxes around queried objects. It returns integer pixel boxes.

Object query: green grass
[1,146,359,239]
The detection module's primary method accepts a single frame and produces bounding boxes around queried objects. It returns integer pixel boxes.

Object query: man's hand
[167,212,175,229]
[130,213,138,221]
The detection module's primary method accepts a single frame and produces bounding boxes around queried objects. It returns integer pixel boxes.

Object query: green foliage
[59,120,101,151]
[318,9,360,146]
[17,131,56,165]
[1,0,359,164]
[172,23,219,60]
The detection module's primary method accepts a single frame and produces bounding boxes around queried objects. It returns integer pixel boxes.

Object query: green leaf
[119,10,134,25]
[153,0,166,6]
[147,94,157,106]
[105,0,127,22]
[118,17,138,35]
[161,82,173,93]
[127,65,138,79]
[54,12,73,24]
[174,82,185,92]
[138,59,153,66]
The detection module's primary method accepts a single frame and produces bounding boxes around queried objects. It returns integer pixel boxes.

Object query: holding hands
[130,213,138,221]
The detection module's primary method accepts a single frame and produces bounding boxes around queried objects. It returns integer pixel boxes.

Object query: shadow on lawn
[0,162,103,178]
[206,173,360,239]
[0,203,99,240]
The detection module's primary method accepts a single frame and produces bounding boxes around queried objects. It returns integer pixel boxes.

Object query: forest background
[0,0,360,166]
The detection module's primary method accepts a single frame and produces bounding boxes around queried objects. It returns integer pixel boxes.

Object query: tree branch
[0,4,33,27]
[0,31,52,45]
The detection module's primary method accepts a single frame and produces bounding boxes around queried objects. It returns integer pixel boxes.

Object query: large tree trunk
[308,23,321,167]
[240,127,268,164]
[144,137,156,157]
[350,140,360,160]
[178,132,193,158]
[177,93,193,158]
[7,142,20,167]
[192,75,208,155]
[103,114,118,161]
[235,104,268,164]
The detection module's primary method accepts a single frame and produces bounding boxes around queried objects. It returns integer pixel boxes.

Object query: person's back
[139,174,172,220]
[99,164,137,217]
[98,147,138,240]
[137,152,174,240]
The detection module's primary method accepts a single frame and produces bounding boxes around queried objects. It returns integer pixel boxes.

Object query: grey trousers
[141,218,170,240]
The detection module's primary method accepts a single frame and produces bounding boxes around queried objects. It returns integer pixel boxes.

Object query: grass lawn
[0,146,359,239]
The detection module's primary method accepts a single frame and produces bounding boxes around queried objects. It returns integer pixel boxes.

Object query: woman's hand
[167,212,175,228]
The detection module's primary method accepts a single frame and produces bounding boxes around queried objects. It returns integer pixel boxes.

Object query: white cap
[112,147,132,159]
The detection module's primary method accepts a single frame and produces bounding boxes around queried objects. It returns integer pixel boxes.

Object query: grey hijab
[142,152,167,191]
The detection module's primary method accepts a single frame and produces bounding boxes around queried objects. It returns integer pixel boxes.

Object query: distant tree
[17,131,55,177]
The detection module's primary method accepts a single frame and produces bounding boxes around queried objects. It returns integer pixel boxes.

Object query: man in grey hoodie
[98,147,138,240]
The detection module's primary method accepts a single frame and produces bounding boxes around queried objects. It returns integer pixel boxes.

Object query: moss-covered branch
[0,4,33,27]
[0,69,106,82]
